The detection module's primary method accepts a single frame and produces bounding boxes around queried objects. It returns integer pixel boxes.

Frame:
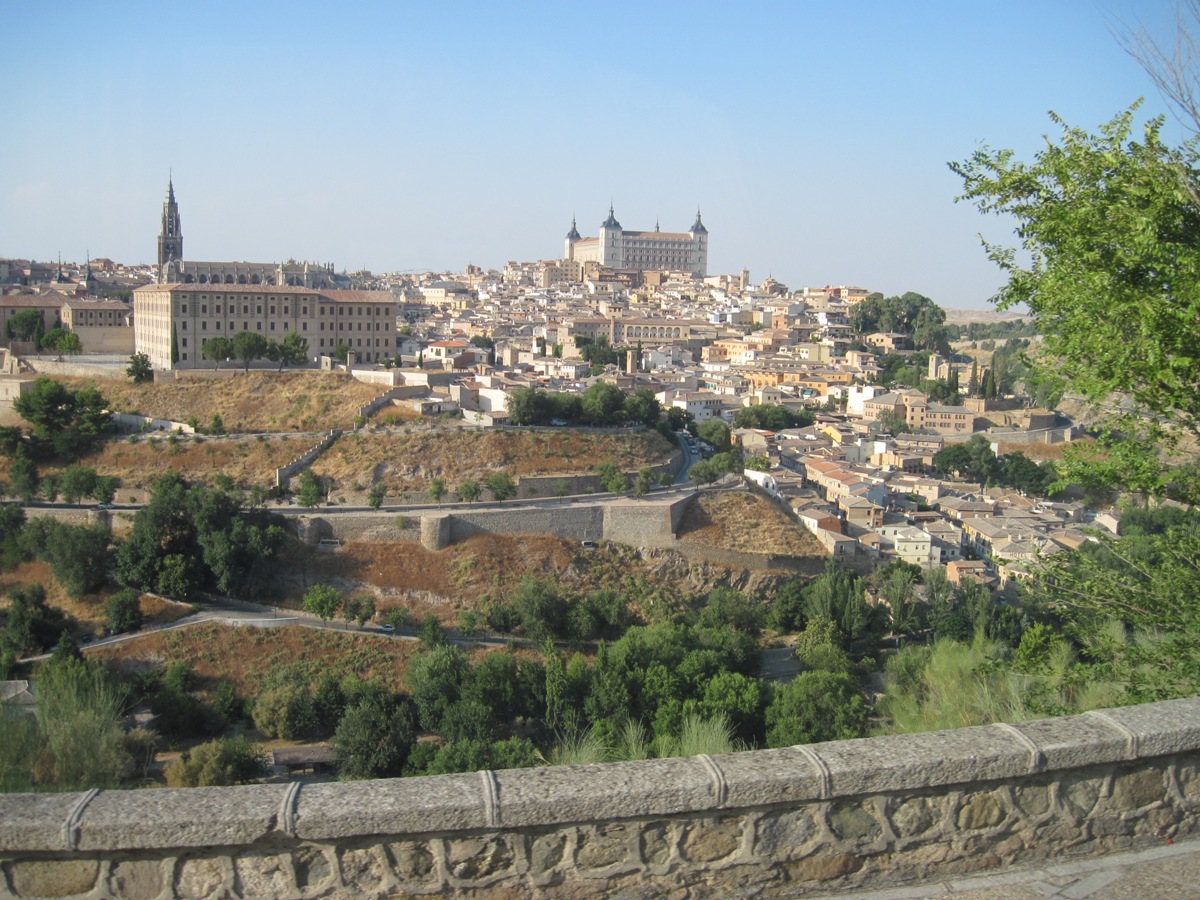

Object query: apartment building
[132,284,397,369]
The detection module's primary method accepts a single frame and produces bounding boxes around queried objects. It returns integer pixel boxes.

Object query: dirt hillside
[62,371,383,433]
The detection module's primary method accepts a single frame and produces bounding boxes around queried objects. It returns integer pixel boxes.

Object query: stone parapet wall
[3,699,1199,897]
[276,430,340,490]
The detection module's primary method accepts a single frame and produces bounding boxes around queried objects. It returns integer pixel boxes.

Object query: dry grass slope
[63,371,383,433]
[313,428,675,492]
[677,491,825,557]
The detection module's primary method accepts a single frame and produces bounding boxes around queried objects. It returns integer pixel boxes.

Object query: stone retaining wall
[2,698,1199,897]
[300,494,695,551]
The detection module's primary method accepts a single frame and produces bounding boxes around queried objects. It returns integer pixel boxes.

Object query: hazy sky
[0,1,1182,307]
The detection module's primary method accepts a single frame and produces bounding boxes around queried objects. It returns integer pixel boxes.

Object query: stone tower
[564,216,582,260]
[157,178,183,277]
[598,204,622,269]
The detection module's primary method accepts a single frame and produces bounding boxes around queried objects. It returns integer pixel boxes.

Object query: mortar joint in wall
[796,745,832,799]
[1084,709,1141,760]
[480,770,500,828]
[63,787,100,852]
[994,722,1046,773]
[279,781,302,838]
[696,754,729,808]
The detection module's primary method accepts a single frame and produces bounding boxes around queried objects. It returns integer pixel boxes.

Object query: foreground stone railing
[2,698,1199,898]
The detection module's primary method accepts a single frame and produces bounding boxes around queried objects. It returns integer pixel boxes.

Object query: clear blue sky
[0,0,1180,307]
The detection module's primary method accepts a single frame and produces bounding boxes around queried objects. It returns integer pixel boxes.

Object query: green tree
[126,352,153,384]
[105,588,143,633]
[484,471,516,501]
[406,645,467,733]
[505,387,553,426]
[253,683,317,740]
[953,104,1200,500]
[35,522,110,598]
[0,503,27,571]
[303,584,342,623]
[623,388,661,427]
[733,404,815,431]
[19,658,133,790]
[2,584,65,655]
[334,696,415,779]
[429,477,446,505]
[367,482,386,509]
[457,479,481,503]
[92,475,119,505]
[59,465,97,504]
[277,331,309,370]
[166,736,266,787]
[40,328,81,355]
[696,419,732,453]
[232,331,269,372]
[13,379,109,460]
[6,309,44,342]
[595,462,628,493]
[633,467,654,498]
[581,381,626,426]
[295,468,323,507]
[765,669,868,747]
[8,455,39,503]
[201,336,233,369]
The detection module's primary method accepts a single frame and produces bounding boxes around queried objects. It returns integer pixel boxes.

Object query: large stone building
[156,180,340,289]
[564,207,709,277]
[133,283,397,370]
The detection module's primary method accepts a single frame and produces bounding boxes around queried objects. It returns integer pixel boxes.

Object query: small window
[257,306,262,314]
[201,321,207,330]
[270,322,275,331]
[244,322,248,330]
[270,306,276,315]
[181,338,188,347]
[302,322,307,331]
[181,304,188,314]
[283,307,289,315]
[182,321,187,330]
[201,304,207,314]
[182,352,188,361]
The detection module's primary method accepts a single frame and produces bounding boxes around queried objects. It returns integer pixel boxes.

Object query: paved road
[812,836,1200,899]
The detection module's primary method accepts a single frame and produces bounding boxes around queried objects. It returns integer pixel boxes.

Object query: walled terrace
[2,697,1199,897]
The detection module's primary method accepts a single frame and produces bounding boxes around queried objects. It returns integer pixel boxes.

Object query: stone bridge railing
[2,698,1199,898]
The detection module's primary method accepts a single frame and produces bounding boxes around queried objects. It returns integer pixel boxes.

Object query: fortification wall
[302,495,692,550]
[275,430,341,490]
[603,498,681,547]
[2,698,1198,897]
[24,359,128,380]
[448,505,604,544]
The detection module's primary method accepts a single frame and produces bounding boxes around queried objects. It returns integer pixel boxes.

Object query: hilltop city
[0,179,1091,594]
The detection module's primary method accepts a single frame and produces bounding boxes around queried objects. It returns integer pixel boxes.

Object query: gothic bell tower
[157,177,183,276]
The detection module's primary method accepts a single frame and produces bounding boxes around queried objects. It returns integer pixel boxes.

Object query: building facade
[133,284,397,370]
[565,207,709,277]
